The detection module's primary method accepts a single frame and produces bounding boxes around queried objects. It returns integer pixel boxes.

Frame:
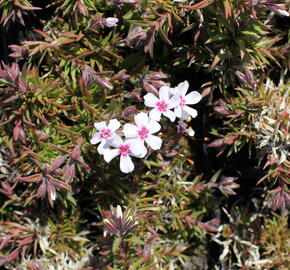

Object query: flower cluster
[90,81,202,173]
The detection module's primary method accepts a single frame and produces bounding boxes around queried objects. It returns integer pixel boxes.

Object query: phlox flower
[90,119,120,154]
[104,135,145,173]
[123,112,162,155]
[177,120,195,137]
[171,81,202,119]
[144,86,179,122]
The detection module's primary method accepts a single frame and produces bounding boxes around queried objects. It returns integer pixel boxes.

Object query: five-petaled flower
[104,135,145,173]
[144,86,179,122]
[90,119,120,154]
[123,112,162,156]
[171,81,202,119]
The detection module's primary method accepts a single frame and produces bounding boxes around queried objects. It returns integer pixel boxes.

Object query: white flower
[104,135,145,173]
[123,112,162,155]
[172,81,202,119]
[144,86,179,122]
[90,119,120,154]
[177,120,195,137]
[105,17,119,27]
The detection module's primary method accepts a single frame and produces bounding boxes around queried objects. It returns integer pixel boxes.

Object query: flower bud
[13,120,27,144]
[213,99,231,116]
[122,105,138,120]
[111,69,131,81]
[142,80,159,96]
[123,88,143,101]
[82,65,96,88]
[147,80,167,89]
[105,17,119,27]
[145,72,168,80]
[36,178,47,199]
[47,181,56,202]
[207,138,225,148]
[71,145,81,160]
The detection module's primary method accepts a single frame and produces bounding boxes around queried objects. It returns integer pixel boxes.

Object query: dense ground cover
[0,0,289,269]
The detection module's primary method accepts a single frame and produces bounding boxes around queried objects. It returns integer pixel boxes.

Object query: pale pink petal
[183,106,198,118]
[144,93,159,107]
[145,134,162,150]
[94,121,106,131]
[180,109,190,120]
[120,155,134,173]
[127,139,147,157]
[110,135,123,148]
[97,140,109,155]
[174,106,182,118]
[168,95,179,109]
[159,86,170,101]
[169,87,178,96]
[186,128,195,136]
[177,81,189,96]
[148,119,161,134]
[149,108,162,121]
[108,119,121,131]
[134,112,149,127]
[104,149,119,163]
[123,123,138,138]
[184,91,202,105]
[105,17,119,28]
[163,110,176,122]
[90,132,102,144]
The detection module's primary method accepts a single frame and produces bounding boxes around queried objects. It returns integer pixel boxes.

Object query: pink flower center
[137,126,149,140]
[100,128,112,140]
[118,144,131,157]
[179,95,186,107]
[156,100,168,112]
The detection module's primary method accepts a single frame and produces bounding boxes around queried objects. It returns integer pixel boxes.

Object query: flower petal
[180,109,191,120]
[174,106,182,118]
[148,119,161,134]
[163,109,176,122]
[168,95,180,109]
[186,127,195,137]
[169,87,178,96]
[134,112,149,127]
[120,155,134,173]
[104,149,119,163]
[97,140,109,155]
[149,108,162,121]
[176,81,189,96]
[144,93,159,107]
[183,105,198,118]
[123,123,138,138]
[110,135,123,148]
[184,91,202,105]
[145,134,162,150]
[94,121,106,131]
[127,139,147,157]
[108,119,121,131]
[90,132,101,144]
[159,86,170,101]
